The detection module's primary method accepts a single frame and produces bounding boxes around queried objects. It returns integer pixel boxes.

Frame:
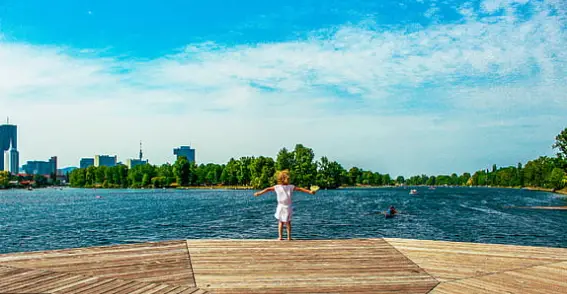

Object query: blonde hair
[276,170,290,185]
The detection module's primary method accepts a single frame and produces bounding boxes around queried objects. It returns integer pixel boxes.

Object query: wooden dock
[0,238,566,293]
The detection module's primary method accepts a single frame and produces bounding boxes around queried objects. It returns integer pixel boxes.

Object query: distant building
[0,121,19,172]
[58,167,77,176]
[94,155,117,167]
[3,139,19,174]
[127,141,148,168]
[126,159,148,169]
[80,158,95,169]
[22,156,57,175]
[173,146,195,162]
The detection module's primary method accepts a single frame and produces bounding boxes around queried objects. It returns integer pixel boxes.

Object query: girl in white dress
[254,170,315,240]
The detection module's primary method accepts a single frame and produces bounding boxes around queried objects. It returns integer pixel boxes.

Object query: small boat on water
[409,189,418,195]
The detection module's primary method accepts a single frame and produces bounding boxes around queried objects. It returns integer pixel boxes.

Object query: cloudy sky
[0,0,565,177]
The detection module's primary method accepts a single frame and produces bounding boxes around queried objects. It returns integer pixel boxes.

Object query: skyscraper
[3,140,19,174]
[0,120,19,172]
[173,146,196,162]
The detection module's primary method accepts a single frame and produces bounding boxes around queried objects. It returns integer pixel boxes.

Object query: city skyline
[0,0,566,177]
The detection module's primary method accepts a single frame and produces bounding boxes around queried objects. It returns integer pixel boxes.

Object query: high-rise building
[173,146,195,162]
[80,158,95,169]
[0,120,18,171]
[3,139,19,174]
[94,155,117,167]
[22,156,57,176]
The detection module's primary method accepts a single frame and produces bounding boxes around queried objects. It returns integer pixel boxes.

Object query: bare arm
[294,186,315,195]
[254,186,275,197]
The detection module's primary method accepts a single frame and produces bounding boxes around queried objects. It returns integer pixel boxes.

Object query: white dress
[274,184,294,222]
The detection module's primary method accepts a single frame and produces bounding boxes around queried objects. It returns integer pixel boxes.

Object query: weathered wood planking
[2,238,567,293]
[186,239,439,294]
[431,261,567,294]
[385,238,567,282]
[0,240,195,287]
[0,265,205,294]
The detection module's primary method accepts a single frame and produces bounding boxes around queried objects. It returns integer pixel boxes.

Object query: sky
[0,0,565,177]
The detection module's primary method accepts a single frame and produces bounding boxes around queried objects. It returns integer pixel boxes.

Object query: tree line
[65,127,567,191]
[68,144,362,189]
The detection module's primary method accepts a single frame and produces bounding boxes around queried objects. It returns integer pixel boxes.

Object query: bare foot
[287,238,293,241]
[277,238,283,241]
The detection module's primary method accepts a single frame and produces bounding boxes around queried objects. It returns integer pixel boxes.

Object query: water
[0,187,565,253]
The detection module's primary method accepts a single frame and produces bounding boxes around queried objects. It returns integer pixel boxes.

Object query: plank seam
[185,240,199,289]
[431,259,567,289]
[380,238,441,293]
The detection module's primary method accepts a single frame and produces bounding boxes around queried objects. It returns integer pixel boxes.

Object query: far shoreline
[24,184,567,196]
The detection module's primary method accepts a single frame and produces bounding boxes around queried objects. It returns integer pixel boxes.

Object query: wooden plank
[0,240,195,287]
[187,239,438,294]
[17,273,85,293]
[384,238,567,281]
[0,272,67,292]
[431,261,567,294]
[2,238,565,293]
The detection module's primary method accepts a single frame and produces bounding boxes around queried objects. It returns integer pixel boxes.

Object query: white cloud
[0,0,565,176]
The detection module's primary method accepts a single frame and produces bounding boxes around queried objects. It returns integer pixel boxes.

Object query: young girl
[254,170,315,240]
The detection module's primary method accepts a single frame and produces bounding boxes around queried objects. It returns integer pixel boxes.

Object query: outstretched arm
[254,186,275,197]
[294,186,315,195]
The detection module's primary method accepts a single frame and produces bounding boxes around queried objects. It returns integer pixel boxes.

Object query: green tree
[0,171,10,188]
[236,157,253,186]
[316,157,345,189]
[69,168,86,187]
[173,156,190,186]
[552,127,567,159]
[459,173,471,186]
[426,176,436,186]
[276,148,294,171]
[382,174,392,186]
[549,168,566,190]
[220,158,239,185]
[157,163,175,186]
[348,167,362,186]
[250,157,275,189]
[291,144,317,187]
[142,174,151,187]
[95,166,107,185]
[85,166,96,187]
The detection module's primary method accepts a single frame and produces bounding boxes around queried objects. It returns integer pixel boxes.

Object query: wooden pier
[0,238,566,293]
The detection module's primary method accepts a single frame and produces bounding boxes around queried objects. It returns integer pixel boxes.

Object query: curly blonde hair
[276,170,290,185]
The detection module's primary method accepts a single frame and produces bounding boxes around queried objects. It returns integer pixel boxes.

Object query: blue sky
[0,0,565,176]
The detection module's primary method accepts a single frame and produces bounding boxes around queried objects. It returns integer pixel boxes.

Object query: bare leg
[286,222,292,240]
[278,222,283,240]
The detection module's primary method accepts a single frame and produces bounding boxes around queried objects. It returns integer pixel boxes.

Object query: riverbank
[523,186,567,196]
[176,185,253,190]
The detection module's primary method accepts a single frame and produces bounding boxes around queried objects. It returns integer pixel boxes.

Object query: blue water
[0,187,566,253]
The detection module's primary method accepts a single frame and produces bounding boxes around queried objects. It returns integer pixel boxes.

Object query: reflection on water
[0,187,565,253]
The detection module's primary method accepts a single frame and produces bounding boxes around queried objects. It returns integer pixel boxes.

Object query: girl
[254,170,316,240]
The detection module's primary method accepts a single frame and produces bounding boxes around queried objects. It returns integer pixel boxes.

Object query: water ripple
[0,187,566,253]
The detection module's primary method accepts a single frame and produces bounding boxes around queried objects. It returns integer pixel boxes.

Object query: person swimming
[385,206,397,218]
